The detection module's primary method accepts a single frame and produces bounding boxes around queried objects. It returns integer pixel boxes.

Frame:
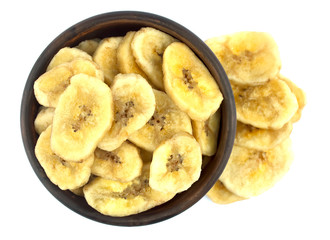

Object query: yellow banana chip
[117,31,148,79]
[150,132,202,194]
[75,38,100,56]
[235,121,293,151]
[98,73,155,152]
[192,109,221,156]
[128,89,192,152]
[131,27,177,90]
[206,31,281,86]
[34,107,55,135]
[233,78,298,129]
[278,74,307,123]
[220,138,294,198]
[83,163,175,217]
[163,42,223,121]
[92,142,143,182]
[46,47,92,71]
[35,126,94,190]
[207,180,246,204]
[51,74,113,162]
[34,58,104,107]
[93,37,123,86]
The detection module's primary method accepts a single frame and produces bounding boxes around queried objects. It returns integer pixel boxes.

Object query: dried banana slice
[34,58,104,107]
[233,78,298,129]
[117,31,148,79]
[219,138,294,198]
[83,163,176,217]
[46,47,92,71]
[92,141,143,182]
[51,73,113,162]
[235,121,293,151]
[149,132,202,194]
[98,73,155,152]
[70,187,85,197]
[192,109,221,156]
[131,27,177,90]
[128,89,192,152]
[278,74,307,123]
[205,31,281,85]
[207,180,246,204]
[75,38,100,56]
[35,126,94,190]
[34,107,55,135]
[93,37,123,85]
[163,42,223,121]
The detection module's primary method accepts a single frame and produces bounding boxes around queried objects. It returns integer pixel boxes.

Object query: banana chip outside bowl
[20,11,236,226]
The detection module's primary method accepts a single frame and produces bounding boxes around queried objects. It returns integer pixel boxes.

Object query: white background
[2,0,329,239]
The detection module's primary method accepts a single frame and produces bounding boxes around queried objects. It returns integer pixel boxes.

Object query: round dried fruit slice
[234,121,293,151]
[92,141,143,182]
[98,73,155,152]
[149,132,202,194]
[131,27,177,90]
[34,107,55,135]
[207,180,246,205]
[232,78,298,130]
[278,74,307,123]
[46,47,92,71]
[192,108,221,156]
[205,31,281,86]
[93,37,123,85]
[117,31,148,79]
[35,126,94,190]
[83,163,175,217]
[51,73,113,162]
[128,89,192,152]
[34,58,104,107]
[163,42,223,121]
[219,138,294,198]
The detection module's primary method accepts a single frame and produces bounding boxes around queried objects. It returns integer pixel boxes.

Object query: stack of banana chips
[206,31,306,204]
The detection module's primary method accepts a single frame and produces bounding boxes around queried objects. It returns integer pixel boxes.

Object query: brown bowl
[20,11,236,226]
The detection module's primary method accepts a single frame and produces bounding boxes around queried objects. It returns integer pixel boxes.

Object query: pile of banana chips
[33,28,306,215]
[33,27,223,216]
[206,31,306,204]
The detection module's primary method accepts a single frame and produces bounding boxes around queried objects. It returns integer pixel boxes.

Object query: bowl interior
[20,11,236,226]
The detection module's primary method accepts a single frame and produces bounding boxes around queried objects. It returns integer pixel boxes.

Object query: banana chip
[98,73,155,152]
[51,73,113,162]
[75,39,100,56]
[131,27,177,90]
[92,142,143,182]
[34,58,104,107]
[83,163,175,217]
[207,180,246,204]
[235,121,293,151]
[205,31,281,86]
[93,37,123,86]
[220,138,294,198]
[35,126,94,190]
[149,132,202,194]
[278,74,306,123]
[46,47,92,71]
[192,109,221,156]
[117,31,148,79]
[34,107,55,135]
[128,89,192,152]
[163,42,223,121]
[233,78,298,129]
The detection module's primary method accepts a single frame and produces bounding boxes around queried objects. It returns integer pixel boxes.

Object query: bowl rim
[20,10,236,226]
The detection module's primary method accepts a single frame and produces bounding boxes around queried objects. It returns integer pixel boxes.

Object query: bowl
[20,11,236,226]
